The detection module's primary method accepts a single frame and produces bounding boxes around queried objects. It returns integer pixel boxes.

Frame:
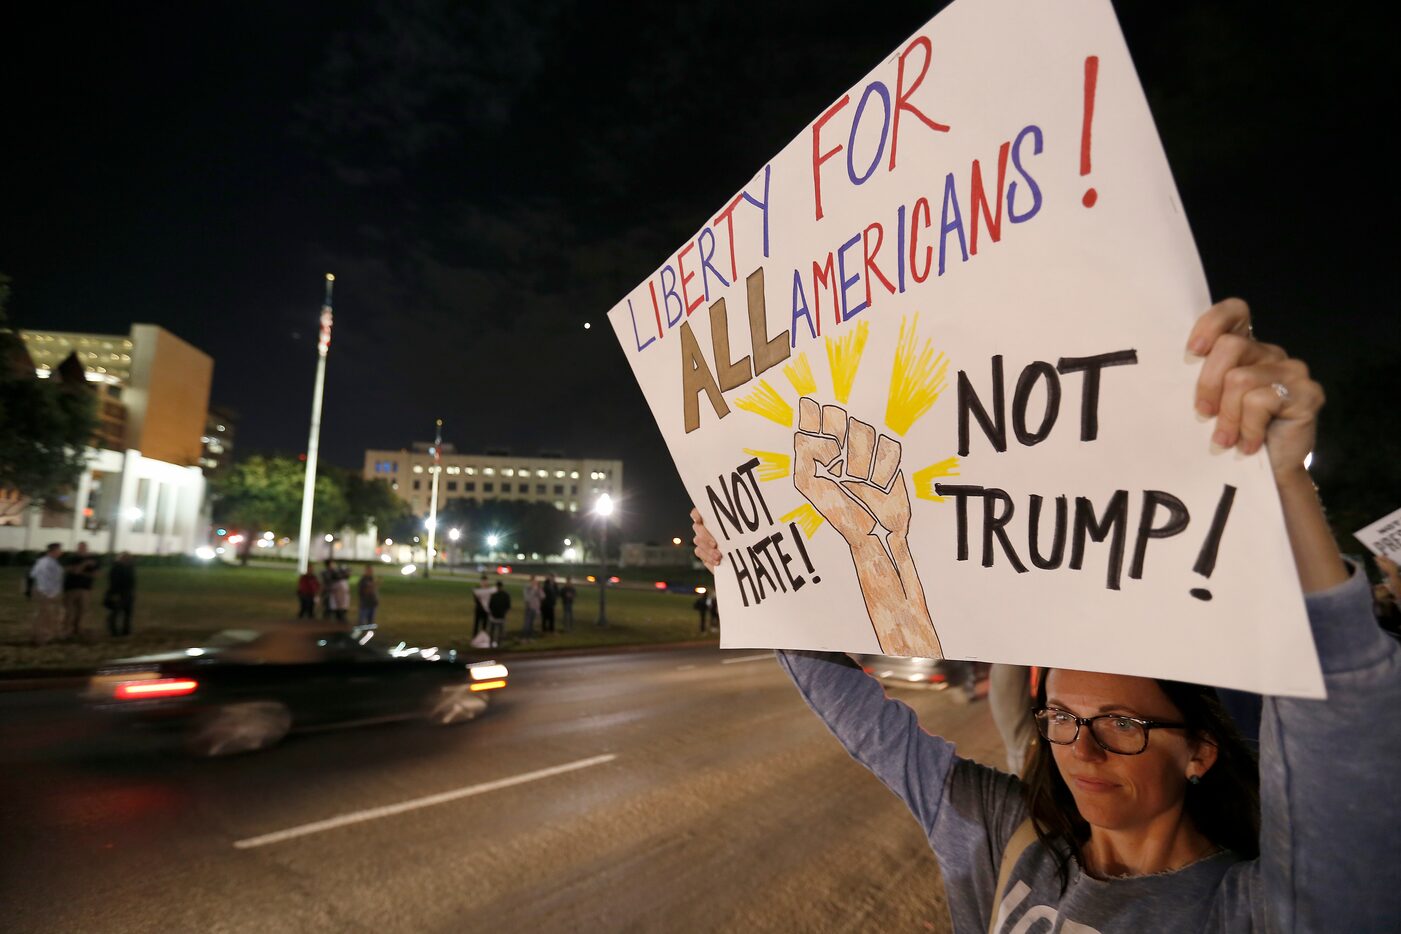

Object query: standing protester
[296,569,320,619]
[540,574,558,635]
[319,560,338,619]
[473,574,492,638]
[560,577,577,631]
[29,543,64,645]
[988,664,1036,775]
[327,568,351,623]
[691,301,1401,932]
[103,552,136,637]
[357,564,379,629]
[521,576,542,640]
[487,580,510,648]
[61,541,100,640]
[694,592,716,634]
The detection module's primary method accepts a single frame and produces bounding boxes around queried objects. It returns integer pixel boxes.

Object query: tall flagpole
[296,274,335,574]
[425,418,442,578]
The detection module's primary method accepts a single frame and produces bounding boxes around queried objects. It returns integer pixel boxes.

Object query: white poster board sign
[1355,507,1401,562]
[607,0,1323,698]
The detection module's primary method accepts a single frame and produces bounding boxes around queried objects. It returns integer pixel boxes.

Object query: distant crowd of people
[292,564,597,650]
[26,542,137,643]
[470,573,577,648]
[296,560,378,626]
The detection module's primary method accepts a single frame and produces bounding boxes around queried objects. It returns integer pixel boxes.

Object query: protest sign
[607,0,1323,697]
[1355,507,1401,562]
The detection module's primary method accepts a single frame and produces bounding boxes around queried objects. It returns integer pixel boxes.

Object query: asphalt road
[0,646,1009,934]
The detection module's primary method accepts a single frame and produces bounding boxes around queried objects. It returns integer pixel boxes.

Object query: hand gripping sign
[607,0,1324,698]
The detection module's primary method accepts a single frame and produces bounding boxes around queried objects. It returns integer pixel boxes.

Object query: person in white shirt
[28,543,65,645]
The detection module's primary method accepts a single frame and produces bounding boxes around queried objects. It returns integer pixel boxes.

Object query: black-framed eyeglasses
[1033,706,1187,756]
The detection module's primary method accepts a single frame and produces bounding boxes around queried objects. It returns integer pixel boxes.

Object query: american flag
[317,305,333,356]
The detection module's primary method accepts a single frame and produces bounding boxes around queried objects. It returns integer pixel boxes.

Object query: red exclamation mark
[1080,55,1099,208]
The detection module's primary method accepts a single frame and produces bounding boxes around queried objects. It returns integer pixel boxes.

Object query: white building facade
[363,444,623,517]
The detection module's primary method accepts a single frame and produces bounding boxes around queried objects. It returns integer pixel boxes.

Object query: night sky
[1,1,1393,542]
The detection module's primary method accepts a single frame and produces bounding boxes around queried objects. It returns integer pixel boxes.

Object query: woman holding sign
[691,300,1399,932]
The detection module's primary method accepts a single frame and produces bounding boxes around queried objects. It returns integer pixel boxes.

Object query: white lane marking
[721,654,773,665]
[676,664,697,671]
[232,753,617,850]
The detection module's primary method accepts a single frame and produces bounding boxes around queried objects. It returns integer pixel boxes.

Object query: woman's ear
[1187,735,1220,780]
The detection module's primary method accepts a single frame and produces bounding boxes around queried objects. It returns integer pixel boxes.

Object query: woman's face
[1044,669,1214,833]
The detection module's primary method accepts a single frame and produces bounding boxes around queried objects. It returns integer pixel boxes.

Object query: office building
[364,443,623,516]
[0,324,213,554]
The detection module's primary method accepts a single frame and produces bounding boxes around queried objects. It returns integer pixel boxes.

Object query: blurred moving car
[855,655,986,695]
[85,627,508,756]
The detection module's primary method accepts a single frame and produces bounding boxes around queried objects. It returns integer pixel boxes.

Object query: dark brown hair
[1022,670,1260,890]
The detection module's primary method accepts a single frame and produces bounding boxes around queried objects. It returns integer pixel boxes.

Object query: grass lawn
[0,564,716,672]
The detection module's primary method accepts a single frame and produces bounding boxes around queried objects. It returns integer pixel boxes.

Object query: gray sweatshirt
[777,566,1399,932]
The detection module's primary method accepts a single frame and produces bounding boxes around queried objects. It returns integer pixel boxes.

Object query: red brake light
[114,678,198,700]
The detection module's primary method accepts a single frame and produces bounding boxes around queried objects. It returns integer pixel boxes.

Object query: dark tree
[0,274,96,517]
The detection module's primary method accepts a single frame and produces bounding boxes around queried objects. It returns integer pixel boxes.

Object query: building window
[554,501,565,510]
[570,485,578,494]
[553,484,564,495]
[518,483,529,493]
[484,482,494,493]
[570,471,579,479]
[502,468,514,477]
[413,465,424,474]
[483,468,495,476]
[536,484,546,494]
[569,503,578,512]
[465,482,476,492]
[555,470,566,478]
[447,481,458,492]
[413,480,421,490]
[536,469,548,478]
[465,467,477,475]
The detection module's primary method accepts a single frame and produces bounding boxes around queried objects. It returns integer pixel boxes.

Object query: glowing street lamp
[594,494,614,627]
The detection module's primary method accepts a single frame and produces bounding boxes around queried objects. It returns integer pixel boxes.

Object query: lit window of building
[536,469,547,478]
[502,468,514,477]
[483,467,495,476]
[413,465,424,474]
[555,470,565,478]
[570,471,579,479]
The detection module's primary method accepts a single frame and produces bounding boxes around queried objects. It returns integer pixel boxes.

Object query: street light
[594,493,614,627]
[448,528,460,541]
[672,536,682,545]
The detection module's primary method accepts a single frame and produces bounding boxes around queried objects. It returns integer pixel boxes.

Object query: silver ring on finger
[1271,381,1290,402]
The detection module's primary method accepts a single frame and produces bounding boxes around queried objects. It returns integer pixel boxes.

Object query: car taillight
[469,679,506,692]
[114,678,199,700]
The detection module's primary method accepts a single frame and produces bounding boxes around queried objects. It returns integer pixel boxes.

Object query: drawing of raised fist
[794,397,942,658]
